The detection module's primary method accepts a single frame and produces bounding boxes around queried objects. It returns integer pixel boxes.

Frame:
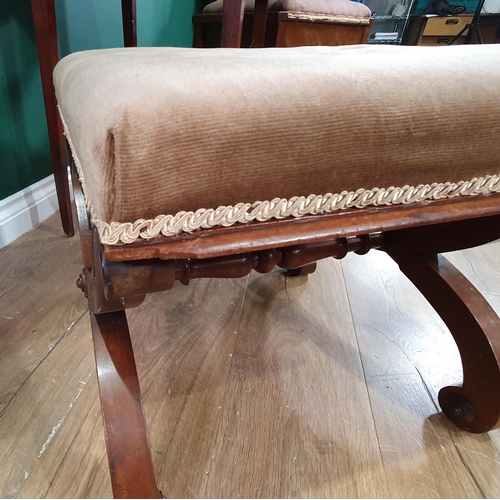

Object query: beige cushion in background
[203,0,372,20]
[54,44,500,243]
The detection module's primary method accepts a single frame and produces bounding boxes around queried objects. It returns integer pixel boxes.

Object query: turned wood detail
[285,262,318,276]
[98,232,384,301]
[387,253,500,433]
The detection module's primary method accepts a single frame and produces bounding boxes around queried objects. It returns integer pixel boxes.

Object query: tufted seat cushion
[54,44,500,245]
[203,0,372,22]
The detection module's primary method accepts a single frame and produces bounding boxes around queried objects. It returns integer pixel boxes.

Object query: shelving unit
[364,0,416,43]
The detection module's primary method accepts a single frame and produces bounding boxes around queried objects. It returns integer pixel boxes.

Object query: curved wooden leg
[73,161,158,497]
[92,310,161,498]
[388,253,500,433]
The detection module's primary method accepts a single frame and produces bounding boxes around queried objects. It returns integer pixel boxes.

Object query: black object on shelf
[447,0,486,44]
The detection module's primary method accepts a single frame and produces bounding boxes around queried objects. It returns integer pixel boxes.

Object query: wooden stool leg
[91,311,161,498]
[284,262,318,276]
[389,253,500,433]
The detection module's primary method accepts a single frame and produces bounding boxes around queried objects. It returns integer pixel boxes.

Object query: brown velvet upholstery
[54,44,500,244]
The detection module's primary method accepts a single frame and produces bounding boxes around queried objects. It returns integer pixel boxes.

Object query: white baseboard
[0,175,59,249]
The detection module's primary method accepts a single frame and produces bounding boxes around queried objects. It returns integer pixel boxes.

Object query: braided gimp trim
[93,175,500,245]
[285,11,372,25]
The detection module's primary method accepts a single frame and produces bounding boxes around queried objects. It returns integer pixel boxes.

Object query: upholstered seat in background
[194,0,372,47]
[203,0,371,21]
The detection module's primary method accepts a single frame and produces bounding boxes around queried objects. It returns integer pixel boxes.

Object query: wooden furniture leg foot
[388,253,500,433]
[91,310,161,498]
[284,262,318,276]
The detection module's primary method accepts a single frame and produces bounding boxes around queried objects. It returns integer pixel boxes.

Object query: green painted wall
[0,0,203,201]
[0,1,51,200]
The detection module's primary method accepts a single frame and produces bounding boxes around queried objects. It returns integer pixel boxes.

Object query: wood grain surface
[1,213,499,498]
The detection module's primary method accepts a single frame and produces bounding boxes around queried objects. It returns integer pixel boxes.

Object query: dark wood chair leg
[221,0,245,47]
[121,0,137,47]
[252,0,269,47]
[31,0,74,236]
[91,310,161,498]
[388,252,500,433]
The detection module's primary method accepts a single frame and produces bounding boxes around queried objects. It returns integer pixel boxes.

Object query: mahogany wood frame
[34,0,500,497]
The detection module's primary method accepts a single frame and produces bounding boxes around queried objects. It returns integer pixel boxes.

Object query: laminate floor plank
[17,367,111,499]
[127,277,249,498]
[204,261,389,498]
[2,213,500,498]
[445,241,500,297]
[0,314,95,498]
[441,291,500,499]
[364,373,481,498]
[341,248,500,498]
[0,215,86,420]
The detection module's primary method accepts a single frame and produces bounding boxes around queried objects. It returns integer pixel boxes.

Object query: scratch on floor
[455,444,500,465]
[187,486,199,498]
[406,430,424,449]
[37,383,87,458]
[38,418,64,457]
[413,421,500,465]
[407,477,440,497]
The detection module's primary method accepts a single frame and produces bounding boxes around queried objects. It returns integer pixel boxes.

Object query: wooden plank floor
[1,212,499,498]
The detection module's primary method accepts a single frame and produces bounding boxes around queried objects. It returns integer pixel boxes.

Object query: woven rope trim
[285,11,371,25]
[94,176,500,245]
[59,107,500,247]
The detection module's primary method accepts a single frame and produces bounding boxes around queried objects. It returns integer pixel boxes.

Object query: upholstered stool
[54,42,500,498]
[193,0,373,48]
